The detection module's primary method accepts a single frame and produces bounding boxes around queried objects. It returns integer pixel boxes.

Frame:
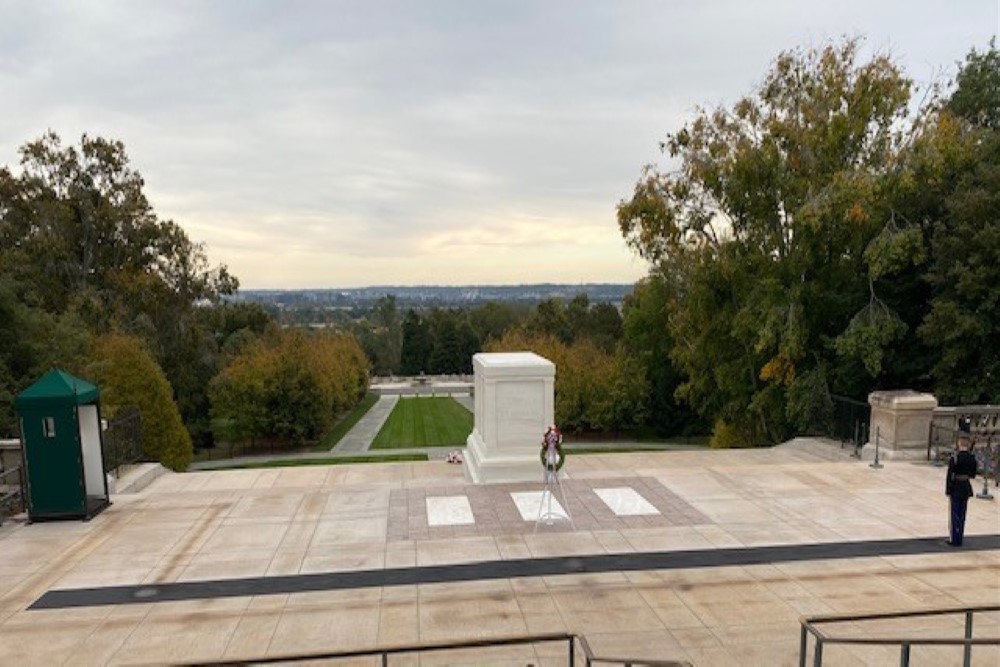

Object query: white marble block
[463,352,555,483]
[863,390,938,461]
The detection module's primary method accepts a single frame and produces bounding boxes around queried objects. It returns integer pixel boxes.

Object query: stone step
[111,462,167,494]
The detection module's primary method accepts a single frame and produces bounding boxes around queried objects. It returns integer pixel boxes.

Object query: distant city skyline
[1,1,997,288]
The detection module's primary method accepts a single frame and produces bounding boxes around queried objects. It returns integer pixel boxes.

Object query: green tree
[0,132,238,445]
[947,39,1000,130]
[897,42,1000,403]
[400,309,432,375]
[85,333,193,471]
[468,301,525,344]
[361,295,403,375]
[428,312,463,374]
[527,298,571,343]
[618,39,914,444]
[0,277,92,436]
[621,275,696,435]
[210,329,369,447]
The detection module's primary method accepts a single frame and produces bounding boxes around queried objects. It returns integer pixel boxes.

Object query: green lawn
[219,453,428,470]
[314,392,379,451]
[371,397,473,448]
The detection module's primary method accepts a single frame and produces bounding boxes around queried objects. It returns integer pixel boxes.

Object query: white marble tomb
[463,352,555,483]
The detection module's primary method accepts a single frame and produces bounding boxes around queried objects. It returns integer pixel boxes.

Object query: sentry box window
[43,417,56,438]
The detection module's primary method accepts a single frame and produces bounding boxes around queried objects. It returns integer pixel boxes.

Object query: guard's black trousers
[949,495,969,546]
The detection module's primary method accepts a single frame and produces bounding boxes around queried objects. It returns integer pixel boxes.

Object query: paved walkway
[191,394,479,470]
[1,447,997,665]
[330,394,398,454]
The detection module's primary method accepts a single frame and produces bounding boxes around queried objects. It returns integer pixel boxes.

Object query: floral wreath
[540,425,565,472]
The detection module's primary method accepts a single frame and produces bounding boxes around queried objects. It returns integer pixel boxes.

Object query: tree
[621,275,697,435]
[899,42,1000,403]
[428,311,463,374]
[468,301,525,345]
[0,132,238,445]
[0,132,236,317]
[0,277,91,436]
[527,298,571,343]
[85,333,193,471]
[586,302,623,352]
[947,39,1000,130]
[618,39,915,444]
[210,329,369,447]
[399,309,432,375]
[362,295,403,375]
[486,329,648,433]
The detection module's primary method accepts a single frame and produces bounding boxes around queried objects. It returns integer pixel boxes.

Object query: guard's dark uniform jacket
[945,450,977,545]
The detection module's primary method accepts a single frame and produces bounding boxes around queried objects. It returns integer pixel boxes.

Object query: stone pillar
[463,352,554,484]
[863,390,938,462]
[0,439,21,473]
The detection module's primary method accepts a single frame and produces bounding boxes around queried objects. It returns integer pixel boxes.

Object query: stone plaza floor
[0,445,998,665]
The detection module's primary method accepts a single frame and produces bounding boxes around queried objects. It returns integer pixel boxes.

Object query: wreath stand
[535,442,574,531]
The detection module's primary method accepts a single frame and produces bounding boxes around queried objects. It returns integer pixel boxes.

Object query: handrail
[179,631,692,666]
[799,604,1000,667]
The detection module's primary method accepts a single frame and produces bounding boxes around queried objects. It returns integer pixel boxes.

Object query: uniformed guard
[945,434,977,546]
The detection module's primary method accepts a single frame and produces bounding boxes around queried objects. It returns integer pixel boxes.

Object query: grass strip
[218,454,428,470]
[314,392,380,451]
[371,397,473,449]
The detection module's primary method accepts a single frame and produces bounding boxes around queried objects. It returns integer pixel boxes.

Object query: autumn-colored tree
[618,38,915,444]
[210,329,369,446]
[85,333,192,471]
[485,330,647,433]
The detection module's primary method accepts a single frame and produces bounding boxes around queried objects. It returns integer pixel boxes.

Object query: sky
[1,1,997,289]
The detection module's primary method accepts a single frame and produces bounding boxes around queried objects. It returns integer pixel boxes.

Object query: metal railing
[0,465,25,526]
[103,407,144,477]
[829,394,869,457]
[799,604,1000,667]
[180,632,692,666]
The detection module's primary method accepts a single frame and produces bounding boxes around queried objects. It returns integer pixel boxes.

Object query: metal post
[899,642,910,667]
[568,636,575,667]
[381,651,388,667]
[964,610,973,667]
[976,475,994,499]
[870,425,883,469]
[799,626,808,667]
[813,638,823,667]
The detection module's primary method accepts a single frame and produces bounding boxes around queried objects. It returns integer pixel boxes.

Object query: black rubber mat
[30,534,1000,610]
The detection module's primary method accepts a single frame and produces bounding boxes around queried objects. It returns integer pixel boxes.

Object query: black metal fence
[103,407,144,477]
[828,394,870,456]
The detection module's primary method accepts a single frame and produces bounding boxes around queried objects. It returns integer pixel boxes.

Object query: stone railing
[931,406,1000,487]
[866,392,999,489]
[0,439,20,472]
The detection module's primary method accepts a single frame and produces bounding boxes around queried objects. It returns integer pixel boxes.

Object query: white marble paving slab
[594,487,660,516]
[426,496,475,526]
[510,491,568,521]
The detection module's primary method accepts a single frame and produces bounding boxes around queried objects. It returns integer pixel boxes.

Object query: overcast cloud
[1,1,997,288]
